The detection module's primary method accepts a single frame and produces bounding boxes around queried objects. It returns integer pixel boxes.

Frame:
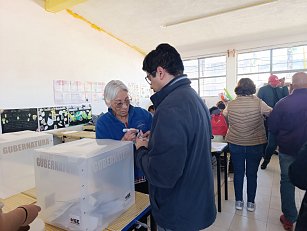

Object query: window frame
[183,55,227,97]
[237,45,307,86]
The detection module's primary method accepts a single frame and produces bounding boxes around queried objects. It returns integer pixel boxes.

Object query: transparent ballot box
[0,130,53,198]
[34,138,135,231]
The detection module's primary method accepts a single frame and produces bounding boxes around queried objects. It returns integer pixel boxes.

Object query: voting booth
[0,131,53,198]
[34,138,135,231]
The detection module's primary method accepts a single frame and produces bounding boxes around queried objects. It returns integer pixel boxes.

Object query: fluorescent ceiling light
[162,0,278,28]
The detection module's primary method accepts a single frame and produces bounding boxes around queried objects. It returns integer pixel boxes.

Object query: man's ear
[156,66,165,79]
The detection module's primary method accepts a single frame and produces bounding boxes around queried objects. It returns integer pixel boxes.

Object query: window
[199,56,226,77]
[237,45,307,87]
[183,59,199,93]
[183,59,198,79]
[272,46,307,71]
[237,50,270,75]
[199,77,226,97]
[189,79,199,94]
[183,55,226,97]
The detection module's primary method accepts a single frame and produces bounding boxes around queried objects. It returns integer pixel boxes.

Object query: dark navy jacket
[268,88,307,156]
[136,75,216,230]
[257,85,289,108]
[289,142,307,231]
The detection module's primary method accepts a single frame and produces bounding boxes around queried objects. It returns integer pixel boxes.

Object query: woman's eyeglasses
[113,98,132,109]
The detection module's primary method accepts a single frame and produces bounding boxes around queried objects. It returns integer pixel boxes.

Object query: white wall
[0,0,149,115]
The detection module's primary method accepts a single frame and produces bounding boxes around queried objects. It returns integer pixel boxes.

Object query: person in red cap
[257,74,289,170]
[257,74,289,108]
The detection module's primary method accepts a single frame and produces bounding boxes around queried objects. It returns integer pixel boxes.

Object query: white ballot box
[34,139,135,231]
[0,130,53,198]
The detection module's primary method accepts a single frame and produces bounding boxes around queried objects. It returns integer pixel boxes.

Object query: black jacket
[136,75,216,230]
[289,142,307,231]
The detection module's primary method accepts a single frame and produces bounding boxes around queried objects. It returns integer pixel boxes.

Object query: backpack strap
[272,87,280,106]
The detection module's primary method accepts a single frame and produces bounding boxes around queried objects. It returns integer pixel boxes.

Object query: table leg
[224,151,228,200]
[125,210,151,231]
[216,152,221,212]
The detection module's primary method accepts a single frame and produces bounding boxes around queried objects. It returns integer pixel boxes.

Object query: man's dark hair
[216,101,226,110]
[148,105,155,111]
[234,78,256,96]
[209,106,219,115]
[142,43,184,77]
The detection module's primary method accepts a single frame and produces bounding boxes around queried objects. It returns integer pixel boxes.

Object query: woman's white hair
[104,80,129,107]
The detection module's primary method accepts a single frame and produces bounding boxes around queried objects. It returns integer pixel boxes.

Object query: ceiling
[67,0,307,56]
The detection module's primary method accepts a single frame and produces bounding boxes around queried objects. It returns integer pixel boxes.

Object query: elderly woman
[223,78,272,212]
[96,80,152,194]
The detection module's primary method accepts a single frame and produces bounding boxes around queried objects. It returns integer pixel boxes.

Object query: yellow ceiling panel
[45,0,86,12]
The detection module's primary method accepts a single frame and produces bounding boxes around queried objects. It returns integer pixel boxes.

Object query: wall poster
[38,106,69,131]
[53,80,105,104]
[68,105,92,126]
[0,108,38,133]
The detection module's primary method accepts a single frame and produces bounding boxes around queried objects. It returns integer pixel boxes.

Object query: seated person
[216,100,226,111]
[209,103,228,139]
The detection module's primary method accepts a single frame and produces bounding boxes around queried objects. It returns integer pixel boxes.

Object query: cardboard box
[34,139,135,231]
[0,131,53,198]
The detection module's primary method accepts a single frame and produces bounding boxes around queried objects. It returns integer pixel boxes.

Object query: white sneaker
[247,202,255,212]
[235,201,244,210]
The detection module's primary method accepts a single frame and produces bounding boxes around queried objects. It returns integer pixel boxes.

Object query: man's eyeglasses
[113,98,132,109]
[145,71,157,84]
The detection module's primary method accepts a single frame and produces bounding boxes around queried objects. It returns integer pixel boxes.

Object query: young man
[135,43,216,231]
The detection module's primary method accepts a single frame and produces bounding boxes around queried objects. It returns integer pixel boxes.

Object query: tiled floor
[205,155,305,231]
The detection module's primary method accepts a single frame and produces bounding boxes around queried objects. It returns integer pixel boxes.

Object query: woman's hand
[20,204,41,227]
[121,129,138,142]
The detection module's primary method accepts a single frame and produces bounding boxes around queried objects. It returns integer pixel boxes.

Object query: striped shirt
[223,95,272,146]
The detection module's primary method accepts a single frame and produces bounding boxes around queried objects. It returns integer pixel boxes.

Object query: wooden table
[52,130,96,143]
[54,130,96,142]
[22,188,37,199]
[211,141,228,212]
[83,124,95,131]
[62,130,96,139]
[44,192,150,231]
[1,189,151,231]
[0,193,36,213]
